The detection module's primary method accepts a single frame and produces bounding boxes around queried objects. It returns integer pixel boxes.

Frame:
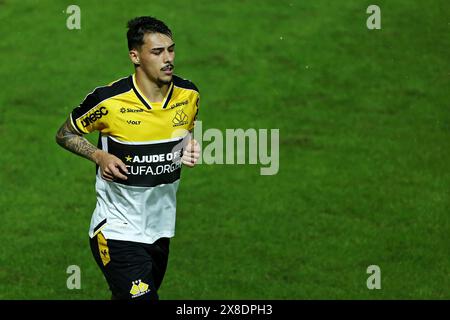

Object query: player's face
[131,33,175,85]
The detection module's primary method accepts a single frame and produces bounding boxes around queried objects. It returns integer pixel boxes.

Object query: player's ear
[129,49,140,65]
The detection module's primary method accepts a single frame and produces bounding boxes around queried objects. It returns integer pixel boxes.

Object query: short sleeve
[188,93,200,131]
[70,90,108,134]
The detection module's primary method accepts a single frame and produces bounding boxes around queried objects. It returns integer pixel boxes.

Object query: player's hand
[93,150,129,181]
[181,139,200,168]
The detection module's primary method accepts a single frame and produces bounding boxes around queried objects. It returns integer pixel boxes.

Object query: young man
[56,16,201,300]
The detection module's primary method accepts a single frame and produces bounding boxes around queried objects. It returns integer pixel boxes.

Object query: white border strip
[108,135,185,145]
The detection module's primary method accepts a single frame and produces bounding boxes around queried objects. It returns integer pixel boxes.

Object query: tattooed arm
[55,118,98,162]
[55,118,128,181]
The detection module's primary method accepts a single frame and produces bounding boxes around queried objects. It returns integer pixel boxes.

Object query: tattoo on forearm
[56,119,98,162]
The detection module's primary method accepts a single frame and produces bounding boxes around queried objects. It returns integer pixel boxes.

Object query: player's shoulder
[90,76,132,101]
[75,76,132,111]
[77,76,131,110]
[172,74,199,93]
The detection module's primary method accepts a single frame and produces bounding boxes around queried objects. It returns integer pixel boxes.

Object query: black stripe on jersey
[162,84,175,109]
[129,76,152,110]
[71,113,84,134]
[93,218,107,234]
[95,133,102,174]
[72,77,132,120]
[193,107,199,122]
[172,75,199,93]
[107,137,183,188]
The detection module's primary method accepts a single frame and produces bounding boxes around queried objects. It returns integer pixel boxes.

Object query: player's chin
[158,73,173,84]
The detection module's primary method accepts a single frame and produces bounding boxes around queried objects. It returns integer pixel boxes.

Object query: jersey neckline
[129,74,174,110]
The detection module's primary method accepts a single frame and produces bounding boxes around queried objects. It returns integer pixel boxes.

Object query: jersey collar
[130,74,174,110]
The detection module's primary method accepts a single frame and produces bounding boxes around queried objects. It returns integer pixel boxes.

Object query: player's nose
[162,49,174,64]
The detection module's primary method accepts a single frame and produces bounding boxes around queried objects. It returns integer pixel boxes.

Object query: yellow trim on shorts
[97,232,111,266]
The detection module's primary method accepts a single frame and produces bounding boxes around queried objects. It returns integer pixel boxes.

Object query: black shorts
[89,232,170,300]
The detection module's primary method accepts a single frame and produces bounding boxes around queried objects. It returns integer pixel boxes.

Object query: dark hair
[127,16,172,50]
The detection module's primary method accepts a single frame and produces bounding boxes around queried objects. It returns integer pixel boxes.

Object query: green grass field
[0,0,449,299]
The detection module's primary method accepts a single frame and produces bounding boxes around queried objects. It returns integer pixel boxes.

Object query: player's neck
[134,69,170,103]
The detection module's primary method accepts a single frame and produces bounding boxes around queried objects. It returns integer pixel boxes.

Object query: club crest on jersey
[172,109,188,127]
[130,279,150,298]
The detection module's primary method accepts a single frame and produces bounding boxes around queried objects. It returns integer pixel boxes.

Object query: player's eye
[151,49,163,55]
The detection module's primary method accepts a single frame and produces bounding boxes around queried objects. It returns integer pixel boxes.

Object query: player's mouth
[161,65,174,76]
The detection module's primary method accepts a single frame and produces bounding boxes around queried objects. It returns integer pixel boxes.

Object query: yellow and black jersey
[71,74,199,141]
[69,74,200,244]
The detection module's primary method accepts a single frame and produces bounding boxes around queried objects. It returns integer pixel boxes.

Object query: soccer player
[55,16,201,300]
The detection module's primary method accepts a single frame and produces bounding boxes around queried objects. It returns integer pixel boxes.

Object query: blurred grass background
[0,0,448,299]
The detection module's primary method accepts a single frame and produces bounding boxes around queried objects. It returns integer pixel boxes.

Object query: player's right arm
[55,118,128,181]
